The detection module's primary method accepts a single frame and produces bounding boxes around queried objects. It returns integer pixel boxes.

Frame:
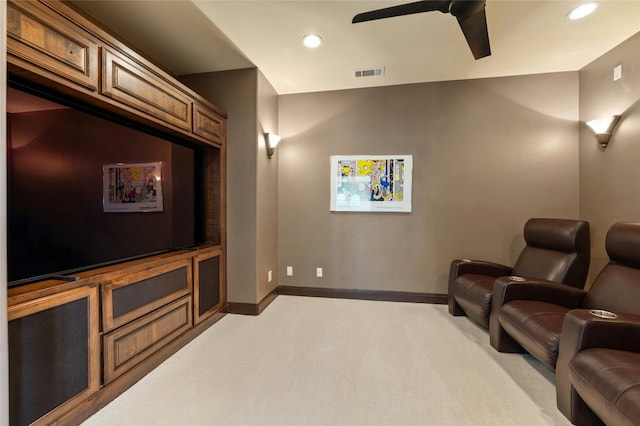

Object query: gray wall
[181,69,259,304]
[277,73,580,294]
[179,32,639,302]
[181,68,280,304]
[257,72,279,301]
[579,32,640,284]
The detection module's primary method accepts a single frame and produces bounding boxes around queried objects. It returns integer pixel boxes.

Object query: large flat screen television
[6,85,205,287]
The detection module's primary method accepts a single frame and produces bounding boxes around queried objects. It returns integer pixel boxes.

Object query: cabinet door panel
[193,247,225,325]
[101,48,192,130]
[7,0,98,91]
[193,102,224,145]
[102,259,192,332]
[103,296,192,384]
[8,286,99,426]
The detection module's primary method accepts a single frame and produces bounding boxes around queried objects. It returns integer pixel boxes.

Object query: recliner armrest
[559,310,640,361]
[448,259,512,316]
[448,259,512,281]
[492,276,587,310]
[557,310,640,422]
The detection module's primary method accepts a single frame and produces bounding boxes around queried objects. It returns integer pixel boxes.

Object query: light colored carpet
[83,295,571,426]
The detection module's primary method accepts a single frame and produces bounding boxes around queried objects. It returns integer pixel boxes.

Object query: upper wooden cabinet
[193,102,225,145]
[101,48,192,132]
[6,0,99,91]
[6,0,226,149]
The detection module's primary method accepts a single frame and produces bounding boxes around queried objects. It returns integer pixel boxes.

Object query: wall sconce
[586,115,621,148]
[265,133,281,158]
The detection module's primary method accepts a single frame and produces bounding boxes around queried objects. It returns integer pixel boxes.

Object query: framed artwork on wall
[330,155,412,213]
[103,162,163,212]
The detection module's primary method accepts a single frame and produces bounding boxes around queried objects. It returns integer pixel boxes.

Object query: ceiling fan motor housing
[449,0,486,19]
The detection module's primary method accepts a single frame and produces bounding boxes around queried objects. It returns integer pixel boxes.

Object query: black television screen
[6,86,205,287]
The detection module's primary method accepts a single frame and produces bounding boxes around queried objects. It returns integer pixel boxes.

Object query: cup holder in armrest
[588,309,618,319]
[508,275,526,282]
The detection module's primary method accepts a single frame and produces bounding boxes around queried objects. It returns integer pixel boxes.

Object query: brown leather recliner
[490,222,640,375]
[557,310,640,426]
[448,218,591,329]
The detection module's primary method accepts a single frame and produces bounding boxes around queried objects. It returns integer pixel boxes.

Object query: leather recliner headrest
[606,222,640,267]
[524,218,590,253]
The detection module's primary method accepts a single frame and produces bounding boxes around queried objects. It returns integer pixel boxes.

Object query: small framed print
[103,162,163,212]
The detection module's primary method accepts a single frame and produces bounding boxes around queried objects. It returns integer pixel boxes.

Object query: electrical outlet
[316,267,323,278]
[268,270,272,282]
[286,266,293,276]
[614,64,622,81]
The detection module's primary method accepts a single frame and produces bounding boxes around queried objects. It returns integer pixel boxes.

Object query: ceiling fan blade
[352,0,451,24]
[456,7,491,59]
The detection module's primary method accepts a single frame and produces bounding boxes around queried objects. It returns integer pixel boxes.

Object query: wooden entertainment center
[6,1,227,425]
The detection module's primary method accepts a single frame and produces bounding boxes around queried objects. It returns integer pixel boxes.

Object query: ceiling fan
[352,0,491,60]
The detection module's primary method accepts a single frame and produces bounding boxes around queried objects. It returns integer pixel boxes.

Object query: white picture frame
[330,155,412,213]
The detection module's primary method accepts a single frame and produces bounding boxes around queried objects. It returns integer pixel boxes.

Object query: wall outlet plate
[268,270,272,282]
[614,64,623,81]
[316,267,323,278]
[286,266,293,276]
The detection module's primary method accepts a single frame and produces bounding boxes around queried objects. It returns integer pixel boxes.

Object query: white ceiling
[72,1,640,95]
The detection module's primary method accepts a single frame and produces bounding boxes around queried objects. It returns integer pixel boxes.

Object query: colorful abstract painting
[330,155,412,212]
[103,162,163,212]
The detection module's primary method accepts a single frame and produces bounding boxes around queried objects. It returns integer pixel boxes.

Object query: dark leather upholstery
[557,310,640,425]
[448,218,590,329]
[488,222,640,424]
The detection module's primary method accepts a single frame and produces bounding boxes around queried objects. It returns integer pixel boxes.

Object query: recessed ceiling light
[567,2,599,20]
[302,34,323,48]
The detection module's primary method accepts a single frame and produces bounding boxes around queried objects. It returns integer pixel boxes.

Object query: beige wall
[256,72,279,301]
[579,32,640,284]
[179,33,639,301]
[277,73,580,294]
[181,68,280,304]
[180,69,259,303]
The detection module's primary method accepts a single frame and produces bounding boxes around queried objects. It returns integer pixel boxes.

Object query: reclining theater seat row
[490,222,640,426]
[448,218,591,329]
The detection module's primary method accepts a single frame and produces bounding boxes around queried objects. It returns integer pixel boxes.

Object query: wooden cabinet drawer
[7,0,99,91]
[193,102,224,145]
[102,259,192,332]
[103,296,192,384]
[101,47,192,130]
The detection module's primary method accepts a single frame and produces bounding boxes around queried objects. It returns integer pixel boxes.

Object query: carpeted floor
[83,295,571,425]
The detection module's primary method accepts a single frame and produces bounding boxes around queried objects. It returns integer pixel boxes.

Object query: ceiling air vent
[353,67,385,78]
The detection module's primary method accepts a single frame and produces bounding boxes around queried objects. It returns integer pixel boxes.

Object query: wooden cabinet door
[8,286,100,426]
[193,102,225,146]
[193,247,225,325]
[101,47,192,131]
[7,0,99,91]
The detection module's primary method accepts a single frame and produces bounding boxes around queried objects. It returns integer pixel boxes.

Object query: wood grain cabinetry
[6,0,99,91]
[193,246,225,325]
[103,296,192,384]
[6,1,228,424]
[193,102,224,145]
[100,259,194,383]
[8,286,100,426]
[101,259,192,332]
[7,248,226,425]
[7,0,226,149]
[101,47,192,131]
